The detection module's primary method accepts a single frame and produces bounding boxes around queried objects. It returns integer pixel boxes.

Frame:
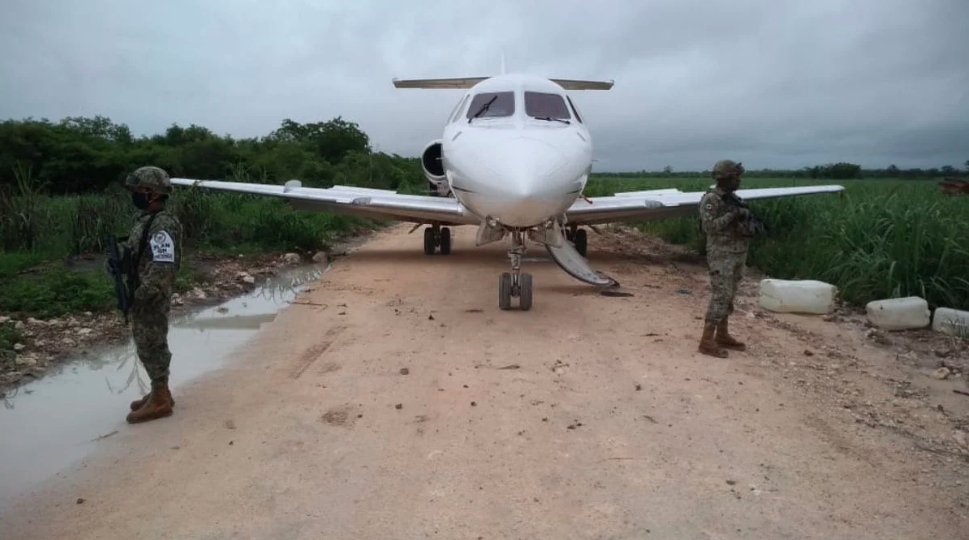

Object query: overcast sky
[1,0,967,172]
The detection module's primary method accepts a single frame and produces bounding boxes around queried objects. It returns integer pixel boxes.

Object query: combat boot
[698,323,728,358]
[126,379,174,424]
[715,318,746,351]
[130,391,175,411]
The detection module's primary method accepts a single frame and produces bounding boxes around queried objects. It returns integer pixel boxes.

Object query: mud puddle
[0,263,327,506]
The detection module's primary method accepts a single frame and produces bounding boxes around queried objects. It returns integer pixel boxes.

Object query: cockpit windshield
[466,91,514,121]
[524,92,572,122]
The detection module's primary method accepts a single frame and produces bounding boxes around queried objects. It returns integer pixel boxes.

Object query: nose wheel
[499,272,533,311]
[498,230,533,311]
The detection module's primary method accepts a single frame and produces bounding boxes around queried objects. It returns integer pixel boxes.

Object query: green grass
[585,176,969,311]
[0,181,385,321]
[3,174,968,324]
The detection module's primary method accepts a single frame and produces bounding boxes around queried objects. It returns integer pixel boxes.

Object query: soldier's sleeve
[134,214,180,303]
[699,193,738,234]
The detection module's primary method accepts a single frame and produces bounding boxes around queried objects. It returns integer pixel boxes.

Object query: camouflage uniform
[697,159,751,358]
[117,166,182,423]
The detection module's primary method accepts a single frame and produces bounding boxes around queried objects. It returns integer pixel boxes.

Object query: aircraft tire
[499,272,513,310]
[574,229,588,257]
[423,227,436,255]
[440,227,451,255]
[519,273,533,311]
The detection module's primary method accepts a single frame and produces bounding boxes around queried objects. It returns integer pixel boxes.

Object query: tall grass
[585,176,969,311]
[3,172,968,315]
[0,169,384,318]
[0,168,382,261]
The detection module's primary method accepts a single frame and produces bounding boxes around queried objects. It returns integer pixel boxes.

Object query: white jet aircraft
[170,69,844,311]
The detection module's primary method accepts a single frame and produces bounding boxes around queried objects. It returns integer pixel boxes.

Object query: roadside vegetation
[585,174,969,311]
[1,114,968,356]
[0,115,422,325]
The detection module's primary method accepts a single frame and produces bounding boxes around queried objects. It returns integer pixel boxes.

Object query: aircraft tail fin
[391,76,614,90]
[548,78,614,90]
[392,77,489,89]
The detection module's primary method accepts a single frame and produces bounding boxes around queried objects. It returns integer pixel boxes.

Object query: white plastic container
[932,307,969,337]
[865,296,930,330]
[758,279,837,315]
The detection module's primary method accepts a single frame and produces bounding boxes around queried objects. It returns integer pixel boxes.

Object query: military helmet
[125,165,172,194]
[711,159,745,180]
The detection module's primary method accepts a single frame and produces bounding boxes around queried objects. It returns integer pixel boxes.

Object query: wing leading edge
[169,178,478,226]
[565,184,845,226]
[171,178,844,228]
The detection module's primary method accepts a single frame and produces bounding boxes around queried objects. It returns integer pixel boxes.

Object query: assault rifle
[105,235,134,324]
[722,191,767,237]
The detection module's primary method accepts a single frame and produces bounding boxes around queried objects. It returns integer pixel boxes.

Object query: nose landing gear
[498,229,533,311]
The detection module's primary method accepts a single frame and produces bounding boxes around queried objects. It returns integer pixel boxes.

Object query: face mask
[132,191,151,210]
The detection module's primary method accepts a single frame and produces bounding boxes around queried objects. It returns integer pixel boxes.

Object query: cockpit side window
[466,91,515,120]
[448,94,470,123]
[524,92,572,120]
[566,96,583,124]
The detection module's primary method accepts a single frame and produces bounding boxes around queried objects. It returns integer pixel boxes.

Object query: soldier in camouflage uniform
[697,159,753,358]
[117,166,182,423]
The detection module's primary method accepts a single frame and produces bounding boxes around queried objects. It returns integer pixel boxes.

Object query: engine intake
[421,140,445,183]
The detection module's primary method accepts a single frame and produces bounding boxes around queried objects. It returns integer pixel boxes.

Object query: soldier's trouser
[131,296,172,382]
[705,249,747,325]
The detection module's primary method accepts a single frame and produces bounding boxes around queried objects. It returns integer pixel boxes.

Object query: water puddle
[0,263,326,506]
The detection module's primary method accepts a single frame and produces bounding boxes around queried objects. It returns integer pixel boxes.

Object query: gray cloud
[1,0,966,172]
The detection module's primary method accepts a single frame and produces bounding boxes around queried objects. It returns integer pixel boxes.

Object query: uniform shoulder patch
[149,230,176,263]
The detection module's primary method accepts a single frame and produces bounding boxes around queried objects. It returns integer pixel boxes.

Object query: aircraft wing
[565,185,845,226]
[169,178,479,225]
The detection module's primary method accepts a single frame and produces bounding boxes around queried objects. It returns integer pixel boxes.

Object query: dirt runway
[3,223,967,539]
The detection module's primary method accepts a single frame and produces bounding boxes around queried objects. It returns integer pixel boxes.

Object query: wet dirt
[1,223,967,540]
[0,263,326,506]
[0,250,337,390]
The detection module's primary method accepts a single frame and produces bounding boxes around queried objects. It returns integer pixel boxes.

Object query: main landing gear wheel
[498,230,533,311]
[573,228,587,257]
[565,226,588,257]
[439,227,451,255]
[423,225,451,255]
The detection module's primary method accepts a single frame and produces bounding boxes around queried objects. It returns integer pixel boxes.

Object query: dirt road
[3,223,967,539]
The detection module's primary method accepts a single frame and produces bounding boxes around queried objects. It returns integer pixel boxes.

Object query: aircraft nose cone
[497,137,568,198]
[487,137,571,226]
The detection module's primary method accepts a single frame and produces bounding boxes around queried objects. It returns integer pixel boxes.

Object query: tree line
[0,115,425,196]
[603,162,969,180]
[1,115,965,196]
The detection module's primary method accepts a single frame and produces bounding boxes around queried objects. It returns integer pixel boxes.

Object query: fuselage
[439,74,594,228]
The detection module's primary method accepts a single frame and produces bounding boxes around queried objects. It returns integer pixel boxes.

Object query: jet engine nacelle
[421,139,449,196]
